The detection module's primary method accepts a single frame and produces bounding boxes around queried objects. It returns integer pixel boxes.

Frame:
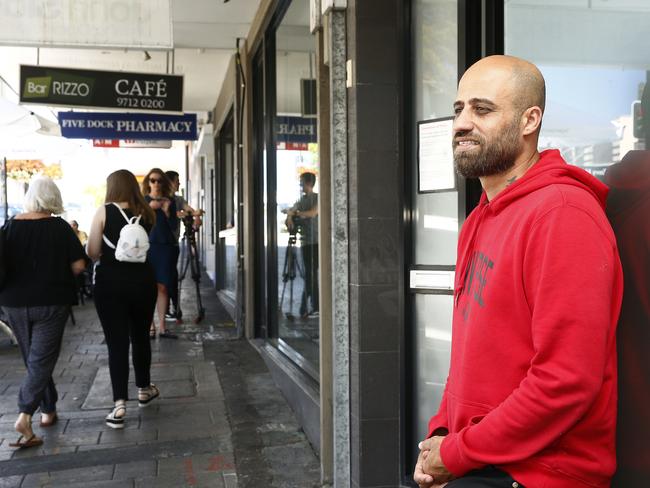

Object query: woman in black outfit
[141,168,178,339]
[0,177,86,448]
[87,170,160,429]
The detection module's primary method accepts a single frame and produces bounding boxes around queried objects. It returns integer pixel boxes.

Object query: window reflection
[274,0,319,373]
[536,66,647,177]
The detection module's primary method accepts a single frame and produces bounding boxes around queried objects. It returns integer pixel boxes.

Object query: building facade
[188,0,650,486]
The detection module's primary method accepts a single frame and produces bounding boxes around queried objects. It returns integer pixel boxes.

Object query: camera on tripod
[288,215,304,237]
[180,210,202,238]
[181,213,195,235]
[176,209,205,323]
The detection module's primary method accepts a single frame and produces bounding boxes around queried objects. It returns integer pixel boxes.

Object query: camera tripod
[176,215,206,324]
[279,233,305,320]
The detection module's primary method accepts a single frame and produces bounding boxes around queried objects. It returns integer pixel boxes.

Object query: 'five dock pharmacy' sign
[21,65,183,113]
[58,112,197,140]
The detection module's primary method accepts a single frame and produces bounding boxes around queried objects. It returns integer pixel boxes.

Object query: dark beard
[453,119,521,178]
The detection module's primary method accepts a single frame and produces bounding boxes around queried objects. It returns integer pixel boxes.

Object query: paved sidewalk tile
[0,476,23,488]
[113,459,157,480]
[0,277,319,487]
[22,465,114,487]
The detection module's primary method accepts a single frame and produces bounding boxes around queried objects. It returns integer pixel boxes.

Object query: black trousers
[3,305,69,415]
[447,467,524,487]
[300,243,319,315]
[94,280,157,401]
[168,245,180,314]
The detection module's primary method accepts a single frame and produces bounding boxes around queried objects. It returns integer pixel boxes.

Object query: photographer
[165,171,202,320]
[283,172,319,318]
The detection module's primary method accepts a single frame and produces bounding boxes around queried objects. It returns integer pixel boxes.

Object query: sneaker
[106,403,126,429]
[138,384,160,407]
[308,310,319,317]
[164,313,177,321]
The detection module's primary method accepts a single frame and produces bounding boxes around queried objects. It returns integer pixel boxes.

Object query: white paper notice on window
[418,117,455,192]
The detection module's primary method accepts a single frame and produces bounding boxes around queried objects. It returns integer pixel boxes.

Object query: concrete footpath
[0,277,320,488]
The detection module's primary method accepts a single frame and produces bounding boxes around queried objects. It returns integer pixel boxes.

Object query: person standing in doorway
[0,177,86,447]
[284,171,319,318]
[413,55,623,488]
[87,170,160,428]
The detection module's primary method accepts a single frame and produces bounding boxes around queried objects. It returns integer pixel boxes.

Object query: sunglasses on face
[149,178,161,184]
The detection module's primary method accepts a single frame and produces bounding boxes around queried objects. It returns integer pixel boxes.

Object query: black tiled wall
[347,0,404,486]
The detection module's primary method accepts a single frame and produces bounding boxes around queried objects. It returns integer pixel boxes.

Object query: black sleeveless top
[94,204,155,286]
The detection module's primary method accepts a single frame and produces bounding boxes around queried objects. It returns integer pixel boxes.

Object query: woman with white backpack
[87,170,160,429]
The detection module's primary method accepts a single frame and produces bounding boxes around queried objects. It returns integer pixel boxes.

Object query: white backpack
[102,203,150,263]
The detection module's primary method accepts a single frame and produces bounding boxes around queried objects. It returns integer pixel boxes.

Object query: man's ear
[521,106,542,136]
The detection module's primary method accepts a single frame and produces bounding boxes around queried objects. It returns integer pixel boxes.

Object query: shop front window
[218,112,236,296]
[410,0,458,451]
[273,0,319,376]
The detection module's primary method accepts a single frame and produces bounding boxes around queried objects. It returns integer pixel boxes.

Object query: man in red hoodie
[413,55,623,488]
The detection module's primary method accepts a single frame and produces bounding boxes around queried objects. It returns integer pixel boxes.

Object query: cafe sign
[20,65,183,113]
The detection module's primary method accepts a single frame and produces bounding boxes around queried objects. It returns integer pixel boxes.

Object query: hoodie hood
[482,149,609,213]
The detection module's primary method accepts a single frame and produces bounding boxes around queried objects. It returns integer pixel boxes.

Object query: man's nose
[453,107,473,133]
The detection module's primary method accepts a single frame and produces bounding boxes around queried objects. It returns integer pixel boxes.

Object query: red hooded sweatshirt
[429,149,623,488]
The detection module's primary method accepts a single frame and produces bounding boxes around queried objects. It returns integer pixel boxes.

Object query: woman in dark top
[141,168,178,339]
[0,177,86,448]
[87,170,160,429]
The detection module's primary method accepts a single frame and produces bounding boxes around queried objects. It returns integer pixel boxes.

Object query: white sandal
[106,402,126,429]
[138,384,160,407]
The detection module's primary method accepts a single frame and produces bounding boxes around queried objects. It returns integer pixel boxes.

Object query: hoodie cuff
[427,413,449,439]
[440,432,484,477]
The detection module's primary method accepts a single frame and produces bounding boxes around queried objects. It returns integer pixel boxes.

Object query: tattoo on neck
[506,176,517,186]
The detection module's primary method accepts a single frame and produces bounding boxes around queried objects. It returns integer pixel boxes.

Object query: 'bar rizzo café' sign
[20,65,183,113]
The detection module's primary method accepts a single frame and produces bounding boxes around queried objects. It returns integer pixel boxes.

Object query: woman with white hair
[0,177,86,449]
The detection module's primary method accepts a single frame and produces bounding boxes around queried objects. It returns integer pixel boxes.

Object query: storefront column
[316,24,334,487]
[328,7,351,488]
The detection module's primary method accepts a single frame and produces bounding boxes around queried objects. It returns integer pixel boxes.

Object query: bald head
[463,55,545,117]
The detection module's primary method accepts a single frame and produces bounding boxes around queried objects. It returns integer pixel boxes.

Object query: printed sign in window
[417,117,456,193]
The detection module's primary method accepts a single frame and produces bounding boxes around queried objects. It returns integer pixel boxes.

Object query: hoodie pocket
[447,392,493,431]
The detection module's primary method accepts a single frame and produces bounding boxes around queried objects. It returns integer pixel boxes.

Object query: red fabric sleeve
[440,205,620,475]
[427,382,450,438]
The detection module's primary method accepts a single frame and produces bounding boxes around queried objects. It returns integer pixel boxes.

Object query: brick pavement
[0,278,320,488]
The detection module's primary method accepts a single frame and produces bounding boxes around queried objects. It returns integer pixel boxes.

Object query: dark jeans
[2,305,69,415]
[447,467,524,487]
[94,280,157,401]
[300,243,319,315]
